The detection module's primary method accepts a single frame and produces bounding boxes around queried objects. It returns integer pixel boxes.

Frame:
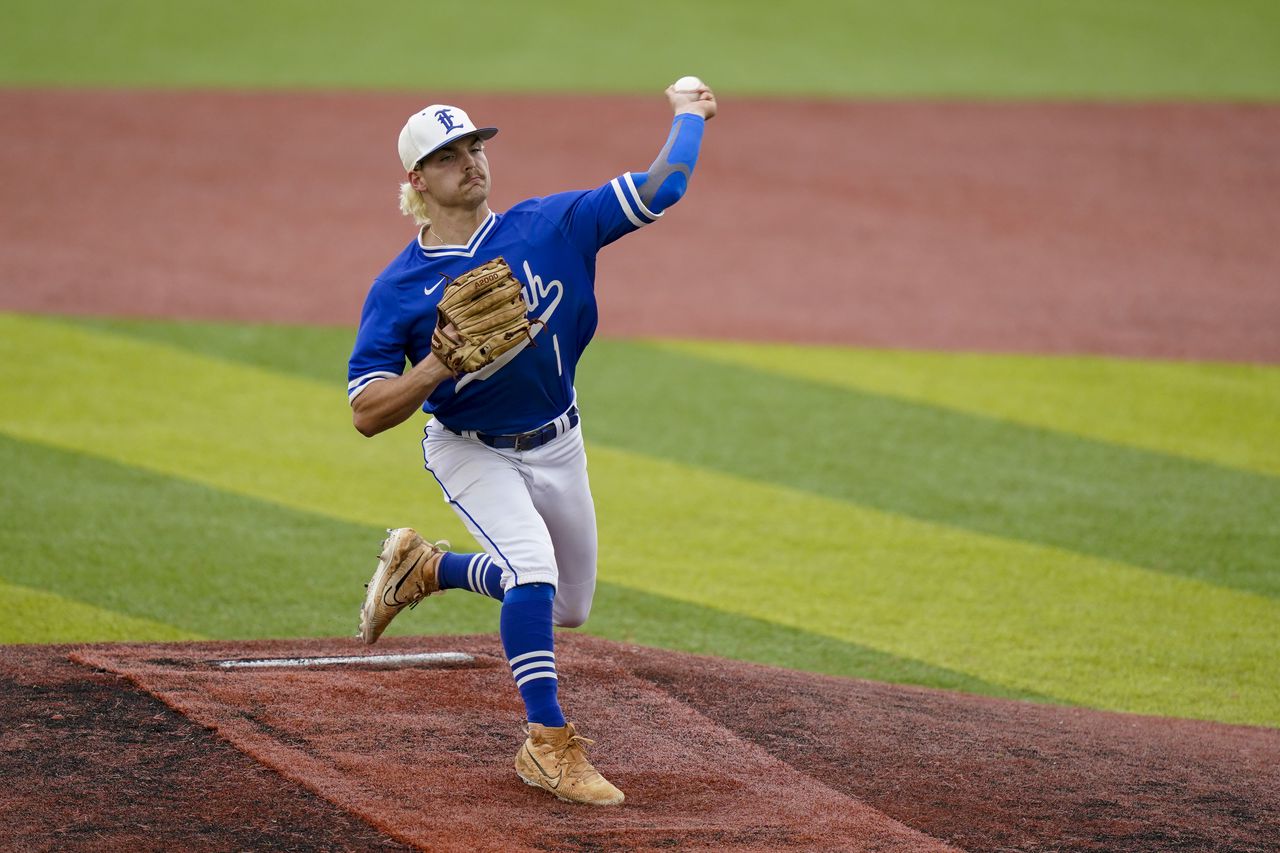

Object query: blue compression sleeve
[632,113,706,213]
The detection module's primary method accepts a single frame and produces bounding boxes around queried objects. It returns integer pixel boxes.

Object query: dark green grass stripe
[580,342,1280,598]
[0,435,1023,699]
[62,316,353,384]
[62,317,1280,597]
[0,432,447,640]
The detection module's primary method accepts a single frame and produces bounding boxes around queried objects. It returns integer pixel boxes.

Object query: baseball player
[348,81,716,806]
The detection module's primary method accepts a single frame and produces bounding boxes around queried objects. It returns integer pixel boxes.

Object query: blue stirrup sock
[437,551,504,600]
[500,582,566,728]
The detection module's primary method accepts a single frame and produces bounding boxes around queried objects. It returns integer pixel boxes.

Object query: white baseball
[673,75,705,93]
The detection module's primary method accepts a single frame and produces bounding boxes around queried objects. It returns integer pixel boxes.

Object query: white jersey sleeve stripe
[348,371,399,391]
[622,172,663,222]
[347,371,399,401]
[610,177,647,229]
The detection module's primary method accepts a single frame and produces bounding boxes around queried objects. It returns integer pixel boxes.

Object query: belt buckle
[510,416,563,452]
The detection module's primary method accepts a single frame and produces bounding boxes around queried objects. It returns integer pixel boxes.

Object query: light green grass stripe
[0,313,454,534]
[657,340,1280,478]
[1,0,1278,99]
[0,432,1026,699]
[49,316,1280,599]
[62,317,1280,482]
[2,315,1275,724]
[0,431,502,640]
[592,446,1279,727]
[0,580,202,644]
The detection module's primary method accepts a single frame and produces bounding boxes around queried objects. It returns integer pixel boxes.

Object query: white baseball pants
[421,416,598,628]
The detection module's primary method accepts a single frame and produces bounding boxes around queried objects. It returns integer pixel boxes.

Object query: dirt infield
[2,89,1278,361]
[3,636,1277,852]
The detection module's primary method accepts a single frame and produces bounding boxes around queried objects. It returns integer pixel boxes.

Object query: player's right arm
[347,278,454,437]
[350,354,453,437]
[542,81,716,252]
[635,80,717,212]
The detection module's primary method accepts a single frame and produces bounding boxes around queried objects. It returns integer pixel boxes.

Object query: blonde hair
[399,181,432,225]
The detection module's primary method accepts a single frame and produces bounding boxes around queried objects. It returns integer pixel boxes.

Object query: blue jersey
[348,173,662,435]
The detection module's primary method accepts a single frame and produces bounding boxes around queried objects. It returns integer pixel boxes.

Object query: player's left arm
[630,82,717,214]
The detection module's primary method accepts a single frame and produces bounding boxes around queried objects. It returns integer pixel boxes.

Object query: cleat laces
[556,734,603,781]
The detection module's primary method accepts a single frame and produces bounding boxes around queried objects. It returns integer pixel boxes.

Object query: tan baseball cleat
[358,528,447,644]
[515,722,625,806]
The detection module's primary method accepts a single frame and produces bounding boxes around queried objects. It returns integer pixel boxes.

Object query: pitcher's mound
[70,634,953,851]
[2,633,1273,851]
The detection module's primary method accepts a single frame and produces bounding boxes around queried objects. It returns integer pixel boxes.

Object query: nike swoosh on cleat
[383,553,426,606]
[525,746,563,789]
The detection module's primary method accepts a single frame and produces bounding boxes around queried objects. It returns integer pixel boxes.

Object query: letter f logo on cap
[434,108,462,132]
[398,104,499,172]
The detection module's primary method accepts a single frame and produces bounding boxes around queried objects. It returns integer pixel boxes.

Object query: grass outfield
[0,312,1276,727]
[1,0,1278,99]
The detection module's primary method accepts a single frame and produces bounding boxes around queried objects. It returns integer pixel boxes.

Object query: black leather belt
[468,406,579,451]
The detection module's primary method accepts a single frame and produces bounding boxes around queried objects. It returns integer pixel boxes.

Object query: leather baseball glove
[431,257,538,375]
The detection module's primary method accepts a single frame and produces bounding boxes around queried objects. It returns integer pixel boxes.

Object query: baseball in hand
[673,75,705,93]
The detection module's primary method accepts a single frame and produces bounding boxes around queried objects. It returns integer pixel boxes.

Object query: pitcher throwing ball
[347,80,716,805]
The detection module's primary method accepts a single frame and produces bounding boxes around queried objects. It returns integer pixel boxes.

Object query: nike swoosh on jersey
[424,276,447,296]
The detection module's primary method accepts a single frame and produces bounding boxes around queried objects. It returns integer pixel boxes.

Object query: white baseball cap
[398,104,498,172]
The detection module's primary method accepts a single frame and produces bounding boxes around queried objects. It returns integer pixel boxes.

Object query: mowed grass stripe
[3,315,1277,723]
[581,342,1280,598]
[65,316,358,387]
[0,313,447,534]
[4,412,1272,724]
[0,432,500,639]
[0,434,1027,699]
[5,431,1273,724]
[657,340,1280,478]
[581,582,1053,703]
[591,446,1280,727]
[2,0,1278,98]
[64,316,1280,478]
[52,316,1280,598]
[0,579,202,644]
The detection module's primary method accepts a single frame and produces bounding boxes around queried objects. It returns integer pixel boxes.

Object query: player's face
[411,134,491,209]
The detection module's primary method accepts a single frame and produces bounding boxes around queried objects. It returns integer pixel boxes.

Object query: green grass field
[1,314,1276,726]
[2,2,1277,729]
[1,0,1278,98]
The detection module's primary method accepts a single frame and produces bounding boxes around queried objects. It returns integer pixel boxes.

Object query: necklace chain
[426,215,483,247]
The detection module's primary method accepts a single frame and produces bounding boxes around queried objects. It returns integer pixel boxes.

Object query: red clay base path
[2,90,1278,362]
